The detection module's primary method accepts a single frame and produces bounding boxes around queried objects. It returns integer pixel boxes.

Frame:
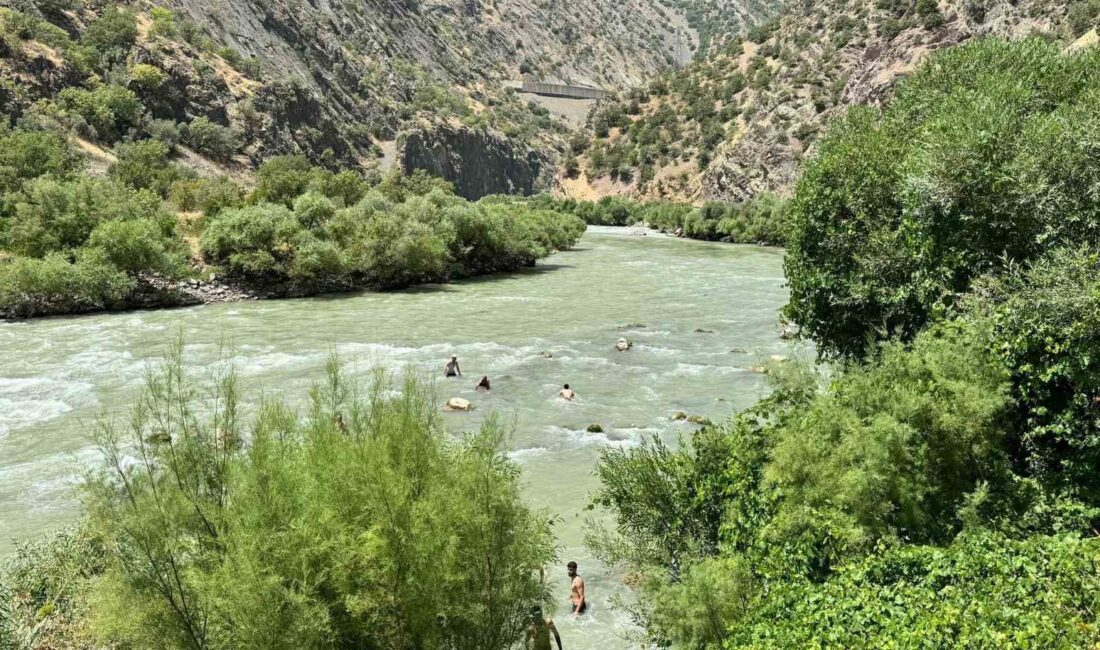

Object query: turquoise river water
[0,226,796,648]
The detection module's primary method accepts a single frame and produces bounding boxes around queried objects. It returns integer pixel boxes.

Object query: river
[0,226,794,648]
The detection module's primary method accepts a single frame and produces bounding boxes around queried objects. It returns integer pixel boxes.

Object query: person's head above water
[451,355,457,361]
[567,561,578,577]
[563,383,570,390]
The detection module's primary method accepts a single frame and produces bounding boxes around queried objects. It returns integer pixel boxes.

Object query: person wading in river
[558,384,575,401]
[567,561,586,615]
[526,605,562,650]
[443,355,462,378]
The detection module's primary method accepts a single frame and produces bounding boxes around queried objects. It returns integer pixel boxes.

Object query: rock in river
[444,397,472,411]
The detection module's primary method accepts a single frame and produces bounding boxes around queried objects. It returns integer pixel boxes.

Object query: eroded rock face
[399,125,552,199]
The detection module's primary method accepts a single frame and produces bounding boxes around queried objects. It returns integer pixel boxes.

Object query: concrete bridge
[519,80,611,100]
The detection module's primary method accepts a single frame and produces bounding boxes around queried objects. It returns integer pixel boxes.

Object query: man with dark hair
[567,561,586,615]
[526,605,562,650]
[558,384,575,401]
[443,355,461,378]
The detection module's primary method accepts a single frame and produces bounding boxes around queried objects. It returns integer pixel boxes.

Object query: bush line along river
[0,227,795,649]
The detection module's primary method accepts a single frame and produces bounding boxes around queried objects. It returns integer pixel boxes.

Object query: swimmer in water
[558,384,575,400]
[526,605,562,650]
[475,375,491,391]
[567,561,586,616]
[443,355,462,378]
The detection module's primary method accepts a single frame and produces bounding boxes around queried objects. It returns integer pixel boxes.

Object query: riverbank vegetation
[1,350,555,649]
[589,38,1100,647]
[0,121,583,318]
[526,193,791,245]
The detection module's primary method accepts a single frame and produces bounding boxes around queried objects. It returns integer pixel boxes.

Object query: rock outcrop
[399,125,552,199]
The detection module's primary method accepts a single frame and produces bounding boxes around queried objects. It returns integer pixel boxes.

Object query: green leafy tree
[784,39,1100,358]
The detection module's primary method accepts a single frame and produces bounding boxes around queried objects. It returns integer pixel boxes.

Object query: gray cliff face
[399,126,551,199]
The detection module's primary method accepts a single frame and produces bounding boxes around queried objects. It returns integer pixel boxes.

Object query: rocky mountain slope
[567,0,1100,203]
[0,0,775,196]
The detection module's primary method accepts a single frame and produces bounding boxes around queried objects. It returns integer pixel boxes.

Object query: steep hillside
[569,0,1099,203]
[0,0,775,196]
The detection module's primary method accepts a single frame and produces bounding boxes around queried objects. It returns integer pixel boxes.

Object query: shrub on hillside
[179,116,241,162]
[168,176,245,217]
[58,84,144,143]
[251,155,313,205]
[0,124,83,196]
[108,139,183,195]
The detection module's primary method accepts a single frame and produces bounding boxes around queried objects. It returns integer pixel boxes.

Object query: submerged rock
[444,397,473,411]
[686,415,712,426]
[539,351,554,358]
[671,411,688,421]
[586,423,604,433]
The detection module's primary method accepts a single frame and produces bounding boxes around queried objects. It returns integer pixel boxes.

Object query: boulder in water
[444,397,473,411]
[615,338,633,352]
[671,411,688,421]
[539,351,554,359]
[586,423,604,433]
[686,415,712,426]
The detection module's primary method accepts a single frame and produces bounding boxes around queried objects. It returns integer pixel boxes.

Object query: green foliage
[2,176,170,258]
[0,124,83,195]
[765,324,1010,566]
[0,251,133,316]
[168,175,244,217]
[128,63,168,96]
[148,7,178,38]
[108,139,182,195]
[250,155,313,205]
[58,84,144,143]
[0,525,108,649]
[291,191,336,230]
[199,202,304,278]
[727,531,1100,648]
[784,39,1100,358]
[86,217,183,275]
[83,350,555,649]
[979,248,1100,504]
[179,117,242,162]
[77,6,137,71]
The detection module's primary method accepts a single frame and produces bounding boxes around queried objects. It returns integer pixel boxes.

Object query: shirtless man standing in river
[567,561,586,615]
[526,606,562,650]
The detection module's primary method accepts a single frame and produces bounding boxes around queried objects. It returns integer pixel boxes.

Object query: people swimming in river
[567,561,587,615]
[558,384,575,400]
[475,375,491,391]
[443,355,462,377]
[526,605,562,650]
